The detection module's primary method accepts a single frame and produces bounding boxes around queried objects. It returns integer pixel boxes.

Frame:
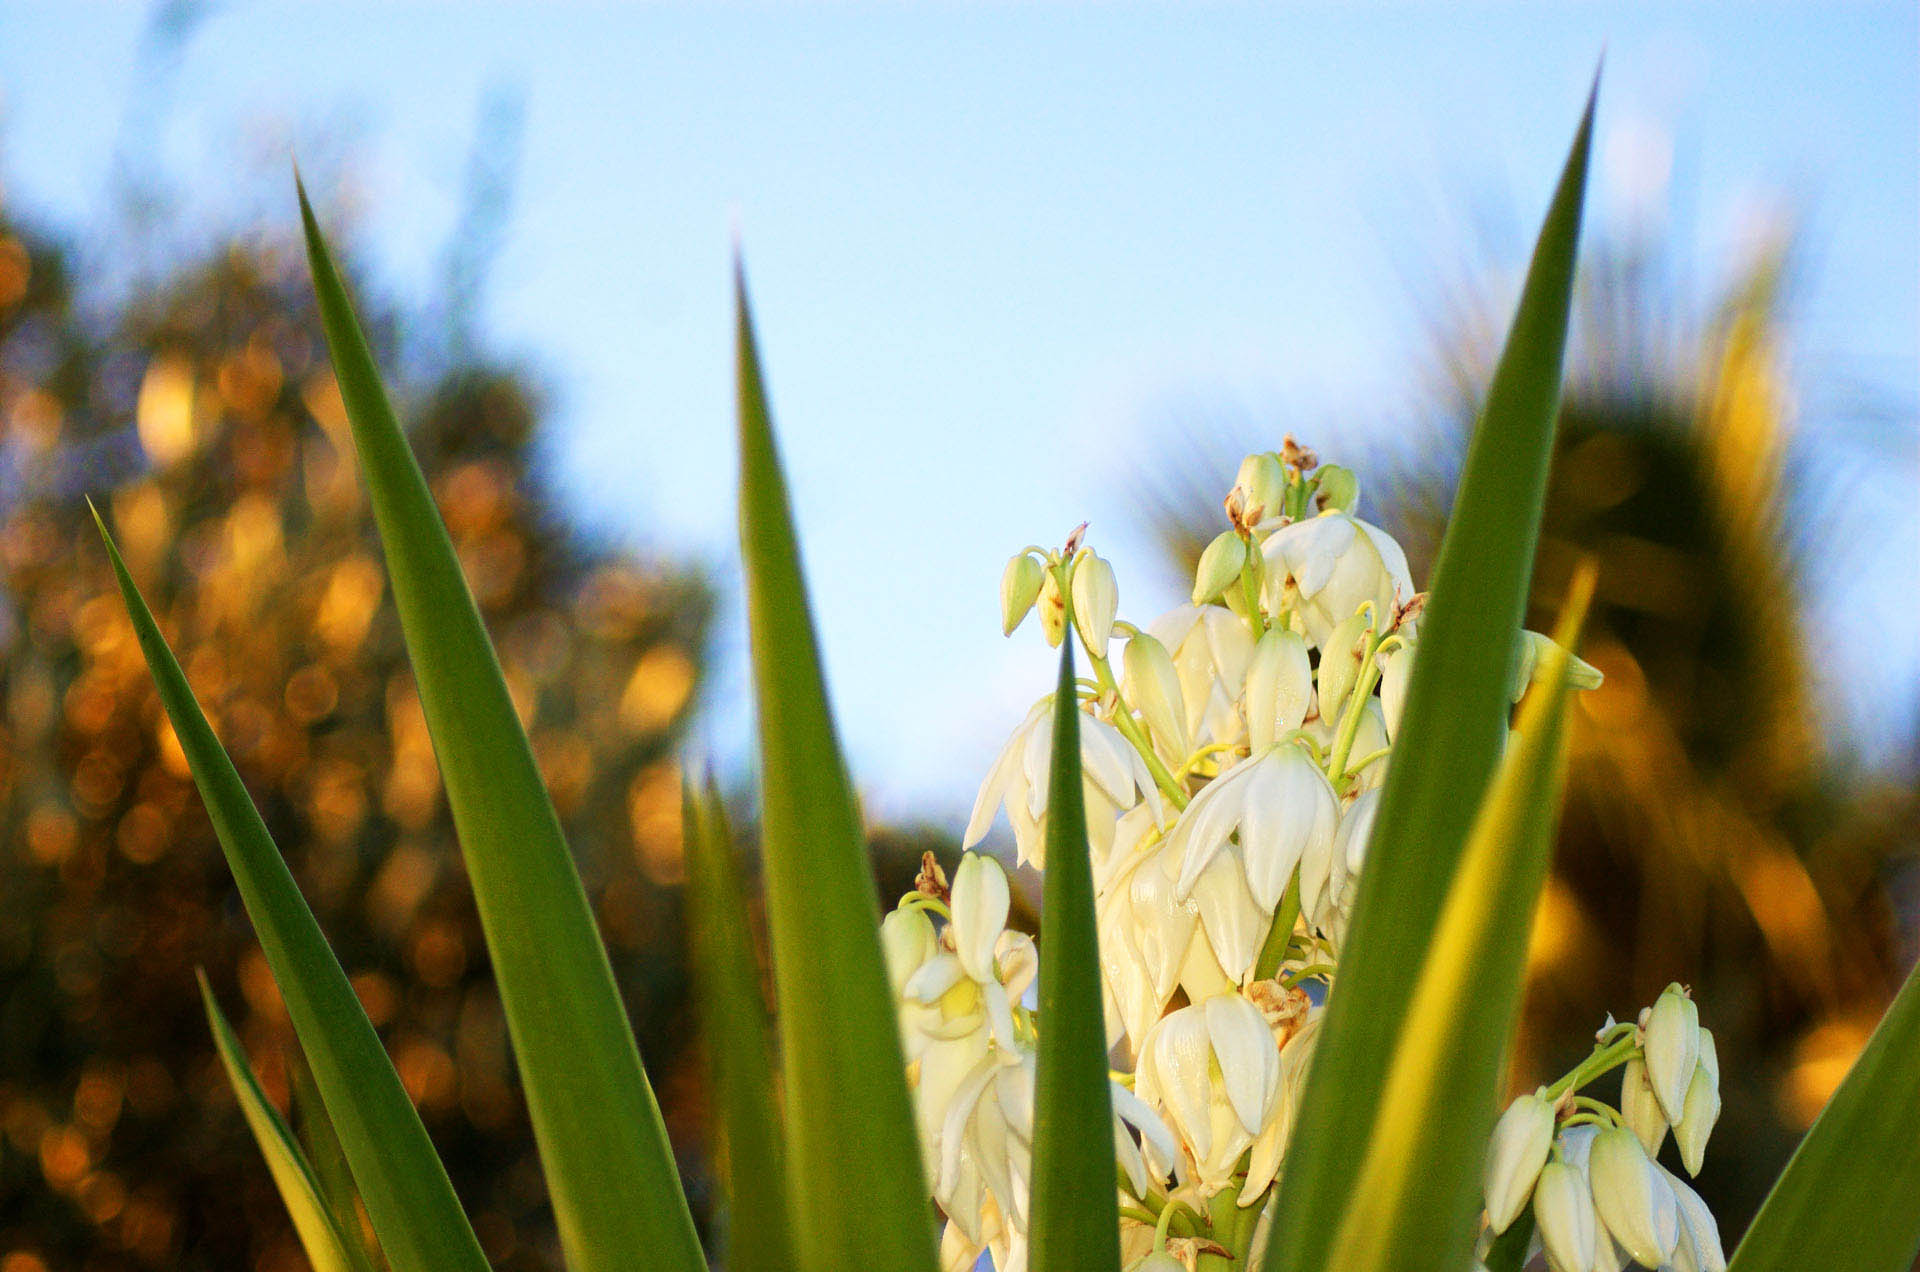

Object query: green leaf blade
[734,268,938,1272]
[1326,576,1590,1271]
[199,973,380,1272]
[1028,640,1120,1272]
[1727,962,1920,1272]
[1266,81,1596,1272]
[683,776,797,1272]
[94,511,487,1272]
[297,185,704,1272]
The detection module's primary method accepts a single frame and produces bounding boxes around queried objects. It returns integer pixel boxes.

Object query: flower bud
[1378,641,1412,740]
[1619,1055,1669,1158]
[1039,570,1067,647]
[1484,1091,1556,1233]
[1673,1030,1721,1178]
[1316,608,1371,725]
[1000,553,1045,636]
[1071,550,1118,654]
[1644,984,1701,1123]
[1193,530,1249,604]
[1534,1158,1599,1272]
[880,906,935,993]
[1510,629,1606,702]
[1132,1253,1184,1272]
[1314,463,1359,513]
[1234,452,1288,523]
[1123,632,1189,759]
[1589,1125,1679,1268]
[1243,628,1312,750]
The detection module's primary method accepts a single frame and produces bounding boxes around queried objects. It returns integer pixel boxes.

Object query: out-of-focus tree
[0,177,717,1269]
[1140,212,1919,1237]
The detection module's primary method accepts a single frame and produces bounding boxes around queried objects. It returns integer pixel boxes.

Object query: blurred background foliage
[0,169,729,1268]
[1144,213,1920,1240]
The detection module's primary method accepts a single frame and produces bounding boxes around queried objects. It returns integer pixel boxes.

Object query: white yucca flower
[1588,1125,1680,1268]
[1534,1157,1599,1272]
[1485,1091,1556,1233]
[1643,984,1702,1124]
[1134,993,1282,1195]
[1239,1006,1319,1205]
[1303,785,1378,945]
[1096,814,1197,1051]
[965,698,1163,870]
[1258,510,1412,648]
[1619,1055,1669,1158]
[1147,604,1258,751]
[1164,743,1340,972]
[1659,1164,1727,1272]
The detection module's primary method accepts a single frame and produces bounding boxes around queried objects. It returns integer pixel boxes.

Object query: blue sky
[2,2,1914,821]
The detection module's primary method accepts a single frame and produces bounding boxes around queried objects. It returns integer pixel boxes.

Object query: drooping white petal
[1484,1091,1555,1232]
[1205,994,1281,1135]
[1662,1167,1727,1272]
[1534,1159,1598,1272]
[1190,851,1267,984]
[950,853,1011,984]
[1588,1126,1679,1268]
[1141,1005,1215,1161]
[964,712,1031,848]
[1244,627,1313,749]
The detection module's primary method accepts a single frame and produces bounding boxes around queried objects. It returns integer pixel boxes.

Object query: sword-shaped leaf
[1266,80,1596,1272]
[297,183,704,1272]
[1326,569,1592,1271]
[1028,639,1120,1272]
[683,774,796,1272]
[199,973,379,1272]
[93,512,487,1272]
[1727,960,1920,1272]
[734,265,938,1272]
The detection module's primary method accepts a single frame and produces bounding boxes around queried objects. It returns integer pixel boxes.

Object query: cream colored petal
[1205,994,1281,1135]
[951,853,1011,983]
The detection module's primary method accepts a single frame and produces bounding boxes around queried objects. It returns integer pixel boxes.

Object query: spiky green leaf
[199,973,380,1272]
[1727,960,1920,1272]
[297,183,704,1272]
[1266,81,1596,1272]
[683,775,797,1272]
[1029,639,1120,1271]
[734,266,938,1272]
[1326,573,1591,1271]
[93,510,487,1272]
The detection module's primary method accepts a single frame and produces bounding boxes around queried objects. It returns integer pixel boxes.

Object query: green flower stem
[1198,1188,1240,1270]
[1325,612,1387,784]
[1253,869,1304,981]
[1177,742,1246,782]
[1238,548,1267,641]
[1088,650,1191,810]
[1230,1191,1271,1265]
[1544,1030,1641,1102]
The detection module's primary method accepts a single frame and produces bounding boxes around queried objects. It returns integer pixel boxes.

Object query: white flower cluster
[885,444,1668,1272]
[1481,986,1725,1272]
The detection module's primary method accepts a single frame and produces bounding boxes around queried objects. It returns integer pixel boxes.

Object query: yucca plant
[92,82,1920,1272]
